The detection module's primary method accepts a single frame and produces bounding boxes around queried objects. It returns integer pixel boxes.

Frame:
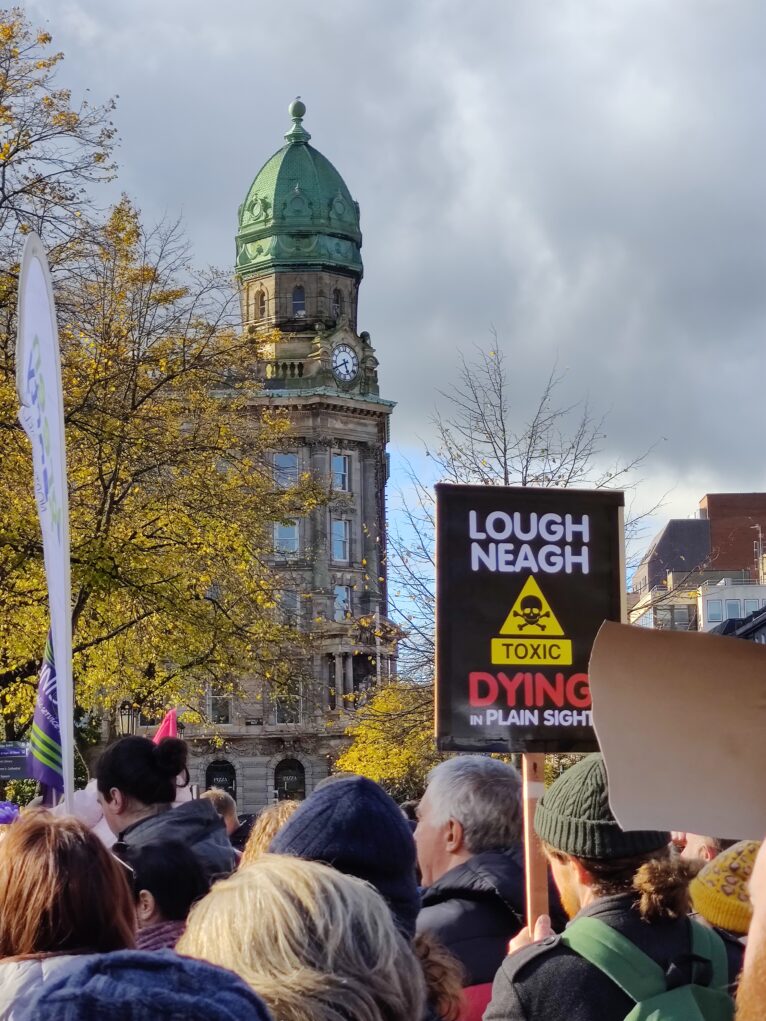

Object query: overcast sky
[28,0,766,537]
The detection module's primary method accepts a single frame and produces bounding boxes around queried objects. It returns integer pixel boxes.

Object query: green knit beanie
[535,754,671,859]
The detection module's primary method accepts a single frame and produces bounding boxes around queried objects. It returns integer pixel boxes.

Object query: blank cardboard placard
[589,621,766,841]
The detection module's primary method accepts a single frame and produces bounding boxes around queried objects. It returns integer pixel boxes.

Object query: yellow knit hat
[690,840,761,936]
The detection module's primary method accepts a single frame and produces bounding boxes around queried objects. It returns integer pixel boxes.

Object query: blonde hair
[201,787,238,822]
[178,854,426,1021]
[240,800,300,865]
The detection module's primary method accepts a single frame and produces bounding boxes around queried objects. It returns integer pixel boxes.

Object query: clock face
[331,343,359,382]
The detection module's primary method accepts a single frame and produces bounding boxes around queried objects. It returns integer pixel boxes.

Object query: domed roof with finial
[235,99,362,279]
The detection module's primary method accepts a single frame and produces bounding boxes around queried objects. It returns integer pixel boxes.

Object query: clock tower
[235,99,386,405]
[186,100,394,810]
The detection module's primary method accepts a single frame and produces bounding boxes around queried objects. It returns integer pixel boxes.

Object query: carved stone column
[360,444,379,615]
[344,653,354,698]
[334,653,343,707]
[310,443,331,600]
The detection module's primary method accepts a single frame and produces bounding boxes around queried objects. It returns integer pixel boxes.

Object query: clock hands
[332,346,357,380]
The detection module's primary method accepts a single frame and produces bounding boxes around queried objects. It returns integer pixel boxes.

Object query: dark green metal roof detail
[254,387,395,408]
[236,100,362,278]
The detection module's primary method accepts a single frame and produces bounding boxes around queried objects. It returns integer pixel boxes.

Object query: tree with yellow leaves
[0,12,321,738]
[0,197,323,736]
[335,682,442,801]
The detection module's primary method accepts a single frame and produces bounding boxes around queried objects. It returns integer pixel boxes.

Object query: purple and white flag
[28,631,64,802]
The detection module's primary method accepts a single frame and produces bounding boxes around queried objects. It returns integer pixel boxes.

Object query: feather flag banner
[16,235,74,812]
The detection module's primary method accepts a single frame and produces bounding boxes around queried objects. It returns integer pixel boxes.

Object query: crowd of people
[0,735,762,1020]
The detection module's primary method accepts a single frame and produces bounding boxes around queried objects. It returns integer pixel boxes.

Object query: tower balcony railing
[245,294,355,333]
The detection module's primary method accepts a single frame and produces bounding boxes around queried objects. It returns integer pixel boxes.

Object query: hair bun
[153,737,188,777]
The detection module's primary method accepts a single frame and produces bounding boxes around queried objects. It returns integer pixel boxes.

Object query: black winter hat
[269,775,420,937]
[534,753,670,860]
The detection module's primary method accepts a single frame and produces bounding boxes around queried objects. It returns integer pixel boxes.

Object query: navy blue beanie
[270,775,420,937]
[15,950,273,1021]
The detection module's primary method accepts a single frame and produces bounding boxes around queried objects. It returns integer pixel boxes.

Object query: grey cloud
[26,0,766,519]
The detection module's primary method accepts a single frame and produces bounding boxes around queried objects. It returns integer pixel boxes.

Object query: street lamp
[117,701,139,737]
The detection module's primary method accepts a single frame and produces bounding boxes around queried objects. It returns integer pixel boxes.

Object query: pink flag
[152,709,177,745]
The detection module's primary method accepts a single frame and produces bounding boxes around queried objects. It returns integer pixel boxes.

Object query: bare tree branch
[389,339,660,681]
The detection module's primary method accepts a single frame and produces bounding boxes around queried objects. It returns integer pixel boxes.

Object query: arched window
[331,288,344,319]
[292,285,306,317]
[274,758,306,801]
[206,760,237,800]
[257,289,267,320]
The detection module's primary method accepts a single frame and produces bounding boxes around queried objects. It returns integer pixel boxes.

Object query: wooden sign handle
[522,752,549,933]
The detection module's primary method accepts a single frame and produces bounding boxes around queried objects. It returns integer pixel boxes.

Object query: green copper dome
[236,100,362,279]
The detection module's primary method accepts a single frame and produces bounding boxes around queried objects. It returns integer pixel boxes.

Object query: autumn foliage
[0,15,322,736]
[335,682,441,801]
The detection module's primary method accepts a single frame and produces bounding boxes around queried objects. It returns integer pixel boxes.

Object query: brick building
[630,492,766,631]
[699,493,766,575]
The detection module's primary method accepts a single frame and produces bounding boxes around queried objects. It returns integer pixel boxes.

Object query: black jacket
[118,800,236,881]
[691,913,745,992]
[416,848,566,987]
[484,893,737,1021]
[229,814,256,853]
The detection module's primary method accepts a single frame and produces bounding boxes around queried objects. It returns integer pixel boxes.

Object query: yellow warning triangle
[499,576,565,637]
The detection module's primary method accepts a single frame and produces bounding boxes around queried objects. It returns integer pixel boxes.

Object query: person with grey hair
[414,756,564,1019]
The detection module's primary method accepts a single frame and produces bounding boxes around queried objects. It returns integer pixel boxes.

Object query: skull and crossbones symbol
[514,595,550,631]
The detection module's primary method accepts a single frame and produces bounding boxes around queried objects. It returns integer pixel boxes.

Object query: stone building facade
[181,101,395,814]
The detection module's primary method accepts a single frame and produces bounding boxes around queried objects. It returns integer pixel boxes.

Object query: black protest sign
[435,484,625,752]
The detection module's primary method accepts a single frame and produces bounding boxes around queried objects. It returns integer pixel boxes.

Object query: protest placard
[435,484,625,752]
[435,483,625,930]
[590,621,766,841]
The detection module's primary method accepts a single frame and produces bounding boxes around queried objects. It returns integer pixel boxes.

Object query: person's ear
[701,844,715,862]
[109,788,127,814]
[136,889,156,924]
[446,817,464,854]
[569,855,593,887]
